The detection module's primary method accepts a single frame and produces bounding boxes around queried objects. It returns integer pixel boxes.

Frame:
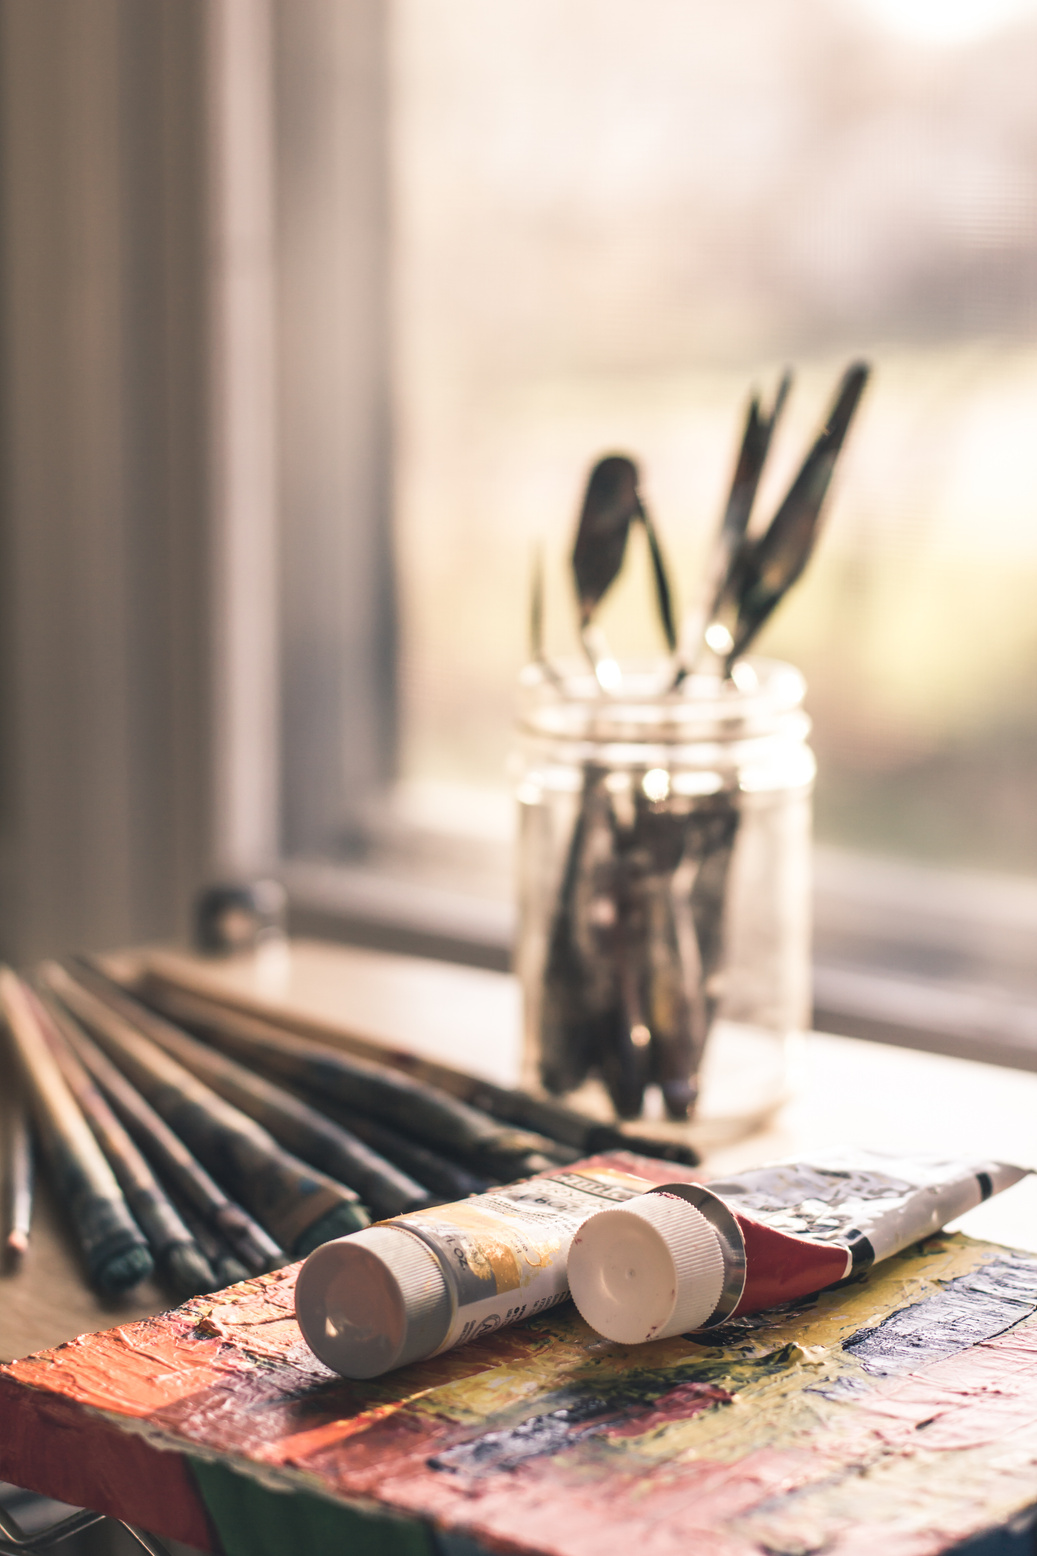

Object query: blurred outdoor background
[7,0,1037,1018]
[391,0,1037,875]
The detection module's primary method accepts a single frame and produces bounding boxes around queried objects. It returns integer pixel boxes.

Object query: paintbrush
[165,1191,250,1288]
[43,964,370,1258]
[5,1077,34,1265]
[543,453,691,1115]
[570,455,677,691]
[49,995,284,1274]
[538,766,621,1100]
[0,967,153,1294]
[32,991,217,1296]
[121,956,699,1166]
[461,1080,700,1165]
[570,454,676,692]
[71,964,433,1220]
[528,544,565,689]
[312,1100,495,1200]
[572,456,642,690]
[718,362,870,672]
[609,783,705,1119]
[117,975,574,1180]
[91,973,494,1199]
[529,363,866,1125]
[587,376,789,1108]
[684,793,742,1036]
[672,372,791,686]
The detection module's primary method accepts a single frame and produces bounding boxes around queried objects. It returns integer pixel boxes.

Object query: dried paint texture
[3,1154,1037,1556]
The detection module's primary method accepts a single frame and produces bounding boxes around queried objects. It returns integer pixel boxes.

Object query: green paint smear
[188,1455,435,1556]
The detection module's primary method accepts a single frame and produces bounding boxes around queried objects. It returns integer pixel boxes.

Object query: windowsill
[282,854,514,972]
[281,836,1037,1073]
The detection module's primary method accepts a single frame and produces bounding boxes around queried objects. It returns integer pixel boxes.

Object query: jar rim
[517,656,806,744]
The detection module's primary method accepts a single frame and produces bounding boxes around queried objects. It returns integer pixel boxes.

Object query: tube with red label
[566,1152,1029,1344]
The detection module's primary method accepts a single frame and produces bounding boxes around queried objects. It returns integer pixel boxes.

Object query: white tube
[295,1163,656,1378]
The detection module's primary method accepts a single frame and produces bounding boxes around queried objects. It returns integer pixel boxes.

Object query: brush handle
[126,975,564,1180]
[5,1078,34,1257]
[126,955,697,1165]
[0,967,152,1293]
[44,964,366,1257]
[34,990,214,1289]
[74,964,431,1221]
[54,995,283,1273]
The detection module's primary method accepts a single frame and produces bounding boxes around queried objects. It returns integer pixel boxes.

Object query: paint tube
[295,1161,658,1378]
[567,1151,1030,1344]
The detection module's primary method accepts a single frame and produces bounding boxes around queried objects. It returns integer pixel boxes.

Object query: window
[281,0,1037,1059]
[388,0,1037,871]
[5,0,1037,1065]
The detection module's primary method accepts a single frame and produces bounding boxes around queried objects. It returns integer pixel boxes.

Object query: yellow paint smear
[403,1235,1000,1447]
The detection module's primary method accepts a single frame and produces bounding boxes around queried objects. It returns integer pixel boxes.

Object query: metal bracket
[0,1497,173,1555]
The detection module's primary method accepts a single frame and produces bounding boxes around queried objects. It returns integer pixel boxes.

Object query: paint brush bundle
[523,362,869,1122]
[131,950,700,1166]
[41,963,371,1261]
[0,969,154,1296]
[31,989,217,1296]
[0,953,700,1301]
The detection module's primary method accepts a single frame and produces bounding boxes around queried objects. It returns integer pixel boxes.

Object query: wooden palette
[3,1154,1037,1556]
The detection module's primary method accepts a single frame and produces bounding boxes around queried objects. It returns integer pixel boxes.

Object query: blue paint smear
[842,1254,1037,1379]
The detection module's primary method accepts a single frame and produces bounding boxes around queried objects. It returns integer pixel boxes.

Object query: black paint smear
[428,1357,813,1477]
[842,1254,1037,1379]
[430,1396,618,1475]
[429,1381,733,1476]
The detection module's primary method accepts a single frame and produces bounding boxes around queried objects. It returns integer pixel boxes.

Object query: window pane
[392,0,1037,874]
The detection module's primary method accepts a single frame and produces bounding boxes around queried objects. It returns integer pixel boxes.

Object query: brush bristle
[292,1202,370,1258]
[215,1255,251,1288]
[96,1243,154,1295]
[162,1241,218,1296]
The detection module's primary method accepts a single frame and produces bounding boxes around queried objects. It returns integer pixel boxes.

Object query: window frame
[4,0,1036,1080]
[262,1,1037,1077]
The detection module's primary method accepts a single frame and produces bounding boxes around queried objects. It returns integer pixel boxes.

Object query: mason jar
[513,657,814,1150]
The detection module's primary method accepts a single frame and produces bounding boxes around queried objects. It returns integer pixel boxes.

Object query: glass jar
[513,657,814,1151]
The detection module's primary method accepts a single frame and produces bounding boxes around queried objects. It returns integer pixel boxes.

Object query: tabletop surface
[5,941,1037,1556]
[3,937,1036,1363]
[5,1173,1036,1556]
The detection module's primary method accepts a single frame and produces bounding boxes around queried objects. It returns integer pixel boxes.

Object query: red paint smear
[0,1374,217,1552]
[378,1445,833,1556]
[3,1152,1034,1556]
[258,1399,422,1464]
[852,1321,1037,1451]
[4,1319,236,1416]
[319,1320,1037,1556]
[730,1213,849,1319]
[134,1321,563,1472]
[3,1300,1028,1556]
[303,1406,458,1489]
[1,1271,312,1420]
[606,1381,732,1439]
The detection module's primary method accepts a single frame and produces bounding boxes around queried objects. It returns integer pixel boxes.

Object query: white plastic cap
[295,1226,452,1378]
[567,1191,726,1344]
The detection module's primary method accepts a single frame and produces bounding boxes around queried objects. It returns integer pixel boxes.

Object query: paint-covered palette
[2,1157,1037,1556]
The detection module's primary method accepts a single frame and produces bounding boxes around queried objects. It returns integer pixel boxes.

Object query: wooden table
[4,941,1037,1556]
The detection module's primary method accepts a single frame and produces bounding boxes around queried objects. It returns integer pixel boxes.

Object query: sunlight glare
[597,658,622,693]
[704,622,734,655]
[642,767,671,802]
[849,0,1037,45]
